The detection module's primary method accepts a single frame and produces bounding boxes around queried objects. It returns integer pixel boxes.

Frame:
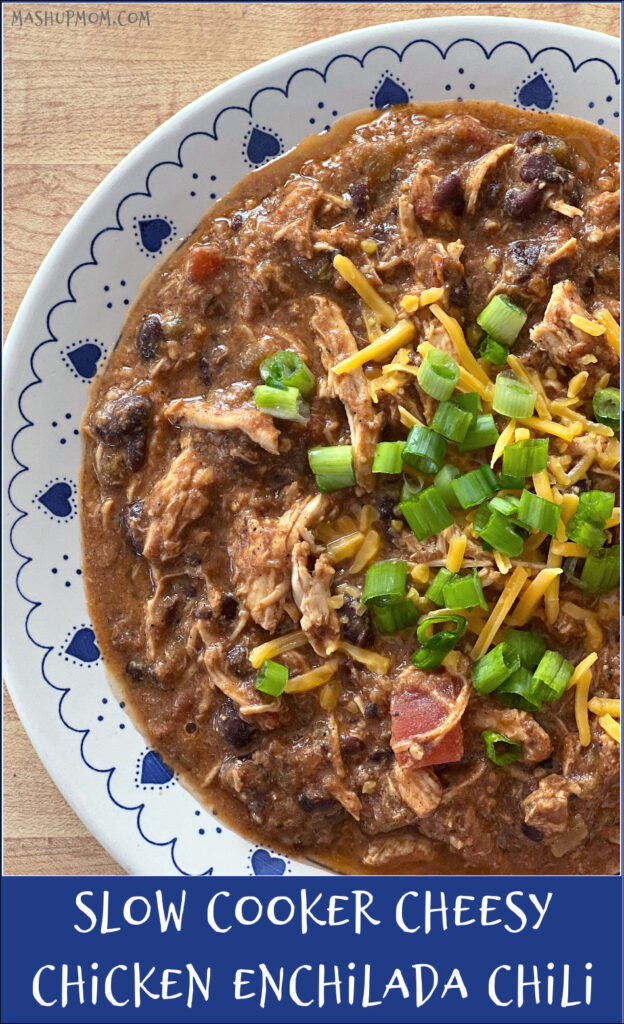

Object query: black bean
[230,212,243,233]
[568,179,583,207]
[199,354,212,388]
[508,239,541,270]
[126,431,147,472]
[93,394,152,444]
[521,822,544,843]
[377,497,397,522]
[502,181,541,220]
[220,594,238,620]
[193,604,213,620]
[519,151,557,183]
[483,181,502,207]
[450,277,469,307]
[185,722,197,734]
[516,130,544,149]
[136,315,164,360]
[540,756,554,771]
[340,599,375,648]
[225,644,251,678]
[364,701,380,719]
[431,173,465,215]
[341,735,366,758]
[298,793,336,812]
[119,500,146,555]
[369,746,393,763]
[216,699,256,748]
[349,181,369,217]
[126,659,146,683]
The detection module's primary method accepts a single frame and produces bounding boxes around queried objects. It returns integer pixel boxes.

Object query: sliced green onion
[503,629,547,669]
[403,426,447,474]
[498,472,525,491]
[577,489,615,523]
[452,465,499,509]
[482,730,523,766]
[254,384,310,423]
[479,335,509,365]
[308,445,355,492]
[580,545,620,594]
[417,348,460,401]
[493,375,536,418]
[450,392,482,416]
[532,650,574,703]
[372,441,406,474]
[401,474,425,502]
[255,659,288,697]
[433,464,461,510]
[496,667,542,711]
[400,486,453,541]
[259,350,315,397]
[502,438,549,478]
[457,414,500,452]
[443,569,488,611]
[473,505,524,557]
[592,387,620,429]
[476,295,527,346]
[566,515,608,550]
[517,490,561,536]
[471,642,520,695]
[363,560,408,604]
[371,598,419,636]
[489,495,520,517]
[431,401,473,442]
[412,614,466,668]
[425,567,458,607]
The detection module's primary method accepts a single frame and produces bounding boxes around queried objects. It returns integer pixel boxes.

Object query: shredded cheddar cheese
[429,303,492,387]
[327,531,365,563]
[598,714,620,743]
[507,567,563,627]
[400,294,420,313]
[570,313,606,337]
[595,308,621,355]
[332,254,396,326]
[350,529,381,573]
[360,238,378,255]
[567,652,598,690]
[319,679,341,711]
[333,318,415,374]
[491,419,516,467]
[574,669,592,747]
[567,370,589,398]
[329,640,390,674]
[518,416,581,442]
[286,661,338,694]
[471,567,528,660]
[446,536,467,574]
[419,286,445,306]
[532,469,553,502]
[250,631,308,669]
[588,697,620,718]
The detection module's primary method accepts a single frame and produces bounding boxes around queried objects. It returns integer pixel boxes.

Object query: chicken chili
[81,101,620,874]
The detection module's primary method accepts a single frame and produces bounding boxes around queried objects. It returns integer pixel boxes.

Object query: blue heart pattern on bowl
[374,75,410,108]
[245,126,282,166]
[64,342,103,380]
[66,627,100,663]
[251,848,287,876]
[516,72,556,110]
[37,480,73,519]
[134,215,175,257]
[140,750,174,786]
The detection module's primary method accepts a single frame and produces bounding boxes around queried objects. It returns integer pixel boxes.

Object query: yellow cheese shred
[598,714,620,743]
[398,404,425,430]
[328,640,390,674]
[518,416,581,442]
[446,535,467,574]
[551,541,589,558]
[567,371,589,398]
[420,286,445,306]
[606,507,620,528]
[360,238,378,255]
[507,567,563,627]
[471,566,528,660]
[333,318,415,375]
[544,541,562,625]
[491,418,516,467]
[286,661,339,694]
[570,313,606,337]
[333,254,396,326]
[326,531,365,563]
[350,528,381,573]
[560,600,603,651]
[567,452,596,485]
[418,341,493,402]
[249,630,308,669]
[319,679,341,711]
[507,354,551,419]
[429,303,492,387]
[400,294,420,313]
[532,469,553,501]
[588,697,620,718]
[566,652,598,690]
[575,669,592,747]
[595,308,621,355]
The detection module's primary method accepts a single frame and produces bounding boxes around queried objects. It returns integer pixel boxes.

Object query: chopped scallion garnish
[255,659,288,697]
[451,465,499,509]
[502,438,549,478]
[579,545,619,594]
[403,425,447,474]
[431,400,473,442]
[255,384,310,422]
[442,569,488,611]
[400,486,453,541]
[425,567,458,607]
[412,613,466,669]
[482,730,523,766]
[308,445,355,492]
[472,642,520,695]
[503,629,547,669]
[532,650,574,703]
[417,348,460,401]
[372,441,406,474]
[493,374,536,419]
[517,490,562,536]
[592,387,620,429]
[457,413,499,452]
[433,464,461,510]
[479,335,508,365]
[476,295,527,347]
[259,350,315,397]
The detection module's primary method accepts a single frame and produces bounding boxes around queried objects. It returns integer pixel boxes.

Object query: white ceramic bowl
[3,17,620,876]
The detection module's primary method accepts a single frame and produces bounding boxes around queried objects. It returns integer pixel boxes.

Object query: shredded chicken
[311,296,383,489]
[165,391,280,454]
[291,542,340,655]
[393,764,443,817]
[362,835,434,867]
[466,700,553,764]
[523,774,574,836]
[202,642,282,728]
[464,143,514,213]
[229,494,327,631]
[142,445,213,561]
[530,280,618,379]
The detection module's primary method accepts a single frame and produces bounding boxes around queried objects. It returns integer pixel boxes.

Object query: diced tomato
[187,245,223,285]
[391,683,464,769]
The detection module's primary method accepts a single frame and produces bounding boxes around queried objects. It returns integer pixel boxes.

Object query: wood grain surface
[3,2,620,876]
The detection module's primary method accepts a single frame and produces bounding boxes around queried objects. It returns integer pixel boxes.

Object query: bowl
[3,17,620,876]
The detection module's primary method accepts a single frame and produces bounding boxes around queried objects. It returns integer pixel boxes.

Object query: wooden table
[3,2,619,875]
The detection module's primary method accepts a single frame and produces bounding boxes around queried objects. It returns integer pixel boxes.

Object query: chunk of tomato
[391,685,464,769]
[187,245,223,285]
